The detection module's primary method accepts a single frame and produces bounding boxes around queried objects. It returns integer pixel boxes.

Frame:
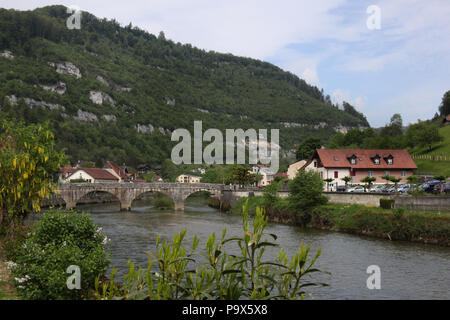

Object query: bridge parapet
[56,182,225,211]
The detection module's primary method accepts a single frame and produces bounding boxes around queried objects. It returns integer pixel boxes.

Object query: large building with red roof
[301,149,417,190]
[63,167,119,183]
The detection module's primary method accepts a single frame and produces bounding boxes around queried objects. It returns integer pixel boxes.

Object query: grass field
[412,125,450,176]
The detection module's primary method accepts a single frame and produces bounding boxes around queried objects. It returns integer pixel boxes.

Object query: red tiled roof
[69,168,119,181]
[106,161,128,179]
[303,149,417,170]
[275,172,288,178]
[60,165,77,175]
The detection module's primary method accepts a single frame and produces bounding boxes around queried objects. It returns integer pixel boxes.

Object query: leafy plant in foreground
[95,201,328,300]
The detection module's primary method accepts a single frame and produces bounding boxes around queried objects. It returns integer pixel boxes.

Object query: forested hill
[0,5,369,167]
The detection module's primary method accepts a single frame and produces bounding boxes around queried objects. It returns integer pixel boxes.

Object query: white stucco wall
[67,170,95,182]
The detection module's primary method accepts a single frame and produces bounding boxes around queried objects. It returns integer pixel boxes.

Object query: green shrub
[10,209,110,300]
[289,170,328,212]
[152,195,174,209]
[393,208,405,219]
[380,198,395,209]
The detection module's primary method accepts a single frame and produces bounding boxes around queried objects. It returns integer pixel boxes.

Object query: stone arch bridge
[56,183,224,211]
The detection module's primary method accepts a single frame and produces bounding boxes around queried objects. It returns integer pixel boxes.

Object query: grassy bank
[232,197,450,246]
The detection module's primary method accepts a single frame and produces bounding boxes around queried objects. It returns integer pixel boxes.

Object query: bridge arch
[131,190,175,210]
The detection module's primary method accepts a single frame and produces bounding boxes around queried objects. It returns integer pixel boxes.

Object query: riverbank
[231,197,450,247]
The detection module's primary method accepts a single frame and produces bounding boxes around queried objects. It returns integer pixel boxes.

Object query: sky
[2,0,450,127]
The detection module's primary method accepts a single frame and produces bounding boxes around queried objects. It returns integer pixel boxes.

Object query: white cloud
[332,89,366,110]
[301,68,320,87]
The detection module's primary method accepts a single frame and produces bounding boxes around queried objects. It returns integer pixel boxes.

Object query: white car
[348,186,365,192]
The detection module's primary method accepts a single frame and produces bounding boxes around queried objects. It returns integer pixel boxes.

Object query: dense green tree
[341,176,352,191]
[361,176,376,191]
[296,137,322,160]
[439,90,450,116]
[323,178,334,192]
[230,166,253,185]
[405,122,443,152]
[262,181,280,212]
[0,121,66,226]
[289,170,327,212]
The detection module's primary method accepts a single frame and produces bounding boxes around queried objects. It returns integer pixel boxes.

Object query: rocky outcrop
[0,50,14,60]
[102,114,117,122]
[334,125,350,134]
[96,75,131,92]
[74,109,98,122]
[165,97,176,106]
[40,81,67,95]
[116,86,132,92]
[7,95,65,111]
[313,122,328,129]
[135,124,154,134]
[48,62,82,79]
[281,122,308,128]
[89,91,115,106]
[96,75,109,86]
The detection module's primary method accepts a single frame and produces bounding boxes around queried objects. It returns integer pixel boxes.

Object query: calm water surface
[76,198,449,300]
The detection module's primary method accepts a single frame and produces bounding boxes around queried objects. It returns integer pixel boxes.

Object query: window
[350,158,356,165]
[368,171,373,177]
[387,158,393,165]
[402,171,407,177]
[374,158,380,165]
[350,169,356,177]
[334,156,339,161]
[314,161,317,168]
[384,171,390,176]
[320,172,323,179]
[334,171,338,178]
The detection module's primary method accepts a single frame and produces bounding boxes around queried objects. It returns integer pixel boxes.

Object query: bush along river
[68,196,450,300]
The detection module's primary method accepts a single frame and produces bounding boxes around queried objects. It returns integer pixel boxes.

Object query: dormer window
[374,158,380,165]
[350,157,356,165]
[387,157,393,165]
[334,156,339,161]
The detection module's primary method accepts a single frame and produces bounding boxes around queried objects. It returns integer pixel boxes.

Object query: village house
[63,167,119,183]
[60,160,144,183]
[301,149,417,191]
[287,160,307,179]
[250,165,275,186]
[177,174,201,184]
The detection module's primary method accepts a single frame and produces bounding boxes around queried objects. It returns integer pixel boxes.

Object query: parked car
[419,180,442,193]
[369,185,383,193]
[432,182,449,194]
[348,186,365,193]
[336,185,347,192]
[445,182,450,194]
[397,184,410,194]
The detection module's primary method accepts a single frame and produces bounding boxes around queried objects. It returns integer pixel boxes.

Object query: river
[75,197,449,300]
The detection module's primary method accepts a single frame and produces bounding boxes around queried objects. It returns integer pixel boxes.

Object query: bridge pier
[120,200,132,211]
[174,200,184,211]
[65,200,76,211]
